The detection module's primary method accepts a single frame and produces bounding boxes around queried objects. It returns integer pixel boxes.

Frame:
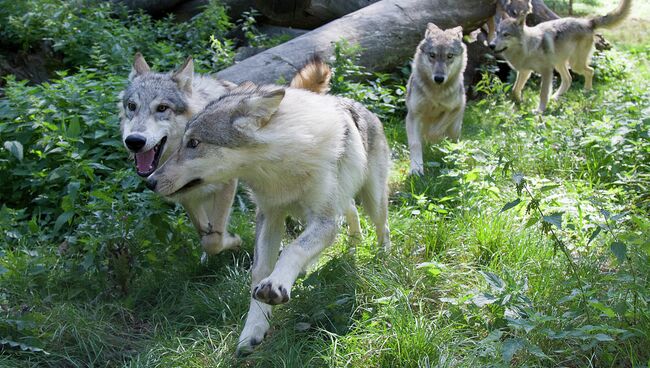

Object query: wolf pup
[146,82,391,354]
[405,23,467,175]
[487,0,533,43]
[489,0,631,113]
[119,54,331,259]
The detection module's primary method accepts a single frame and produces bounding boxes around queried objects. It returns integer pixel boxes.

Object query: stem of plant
[523,184,592,323]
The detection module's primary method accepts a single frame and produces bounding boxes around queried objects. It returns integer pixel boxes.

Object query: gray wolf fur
[406,23,467,175]
[487,0,533,42]
[119,54,331,258]
[145,82,391,354]
[489,0,632,113]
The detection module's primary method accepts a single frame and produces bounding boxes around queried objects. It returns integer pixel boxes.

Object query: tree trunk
[255,0,380,29]
[217,0,497,85]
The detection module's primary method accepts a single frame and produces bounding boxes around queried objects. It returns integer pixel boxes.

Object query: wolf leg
[359,159,391,251]
[552,62,572,100]
[406,112,424,175]
[237,210,284,355]
[252,215,339,305]
[181,178,241,256]
[445,106,465,142]
[535,69,554,113]
[345,199,362,248]
[513,69,532,102]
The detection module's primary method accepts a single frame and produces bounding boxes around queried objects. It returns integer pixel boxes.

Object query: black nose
[145,178,157,191]
[434,75,445,84]
[488,43,496,50]
[125,134,147,152]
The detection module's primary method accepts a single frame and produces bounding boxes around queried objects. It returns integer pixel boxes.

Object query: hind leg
[345,199,362,248]
[359,162,391,251]
[535,68,554,113]
[552,62,572,100]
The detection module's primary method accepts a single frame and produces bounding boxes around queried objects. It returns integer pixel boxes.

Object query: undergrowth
[0,0,648,367]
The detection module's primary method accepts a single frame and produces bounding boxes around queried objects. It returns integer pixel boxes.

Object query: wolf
[405,23,467,175]
[145,82,391,354]
[487,0,533,43]
[119,54,331,259]
[489,0,632,113]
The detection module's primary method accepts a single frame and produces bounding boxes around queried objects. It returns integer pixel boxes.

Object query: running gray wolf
[489,0,632,113]
[406,23,467,175]
[119,54,331,259]
[145,82,391,354]
[487,0,533,43]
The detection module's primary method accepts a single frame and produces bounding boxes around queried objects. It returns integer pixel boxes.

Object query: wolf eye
[503,32,511,37]
[127,102,137,111]
[429,52,436,58]
[187,138,200,148]
[156,104,169,113]
[447,53,454,59]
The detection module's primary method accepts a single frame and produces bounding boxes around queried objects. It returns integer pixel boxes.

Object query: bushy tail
[290,56,331,94]
[590,0,632,29]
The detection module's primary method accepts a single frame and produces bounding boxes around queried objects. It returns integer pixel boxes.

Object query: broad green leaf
[543,212,564,230]
[480,271,506,292]
[502,338,524,364]
[3,140,23,161]
[53,211,74,233]
[610,241,627,263]
[472,293,499,307]
[500,198,521,213]
[587,227,601,245]
[589,301,617,318]
[0,338,49,354]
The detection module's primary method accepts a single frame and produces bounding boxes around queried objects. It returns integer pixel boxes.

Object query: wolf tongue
[136,148,156,173]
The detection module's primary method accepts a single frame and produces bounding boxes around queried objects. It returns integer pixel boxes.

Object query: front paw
[253,278,291,305]
[409,165,424,176]
[201,232,241,255]
[236,319,270,357]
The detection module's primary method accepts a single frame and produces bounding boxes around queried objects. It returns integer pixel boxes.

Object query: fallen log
[217,0,497,85]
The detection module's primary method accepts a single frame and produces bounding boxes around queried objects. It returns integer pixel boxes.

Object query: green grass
[1,1,649,367]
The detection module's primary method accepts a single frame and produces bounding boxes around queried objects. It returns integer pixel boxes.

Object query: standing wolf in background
[406,23,467,175]
[119,54,331,259]
[146,82,391,354]
[489,0,631,113]
[487,0,533,42]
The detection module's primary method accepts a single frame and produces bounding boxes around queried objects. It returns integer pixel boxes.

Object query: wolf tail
[290,56,331,94]
[590,0,632,29]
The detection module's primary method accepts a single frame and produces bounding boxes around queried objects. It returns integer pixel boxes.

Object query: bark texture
[217,0,497,85]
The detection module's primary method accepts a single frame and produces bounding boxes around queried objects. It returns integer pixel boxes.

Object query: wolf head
[118,53,194,177]
[146,83,285,197]
[416,23,467,85]
[489,11,527,53]
[500,0,532,18]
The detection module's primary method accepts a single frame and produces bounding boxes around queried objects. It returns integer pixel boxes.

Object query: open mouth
[135,136,167,177]
[494,46,508,53]
[170,178,203,196]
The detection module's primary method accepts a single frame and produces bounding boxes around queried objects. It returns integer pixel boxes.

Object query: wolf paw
[236,320,270,357]
[253,278,291,305]
[201,232,241,255]
[409,167,424,176]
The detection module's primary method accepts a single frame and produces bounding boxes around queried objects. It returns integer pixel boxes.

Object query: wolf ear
[447,26,463,39]
[129,52,150,80]
[425,22,442,37]
[173,56,194,94]
[235,88,285,130]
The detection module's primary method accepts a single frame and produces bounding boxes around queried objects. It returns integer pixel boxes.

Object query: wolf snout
[488,42,496,50]
[434,75,445,84]
[125,134,147,152]
[145,177,157,191]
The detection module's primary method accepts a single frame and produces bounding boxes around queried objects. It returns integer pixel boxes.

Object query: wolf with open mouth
[118,53,332,257]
